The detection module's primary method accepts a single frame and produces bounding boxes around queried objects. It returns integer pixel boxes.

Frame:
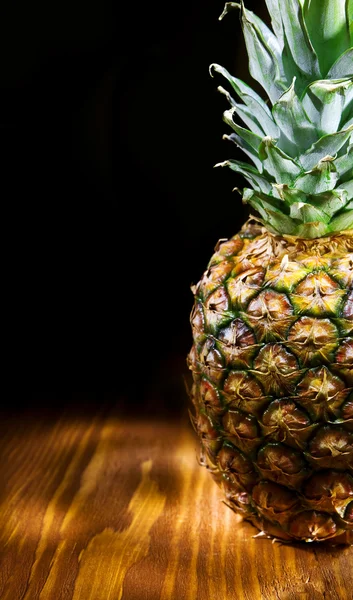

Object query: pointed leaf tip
[214,161,230,168]
[219,2,241,20]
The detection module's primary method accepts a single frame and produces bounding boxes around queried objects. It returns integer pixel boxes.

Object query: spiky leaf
[213,0,353,236]
[210,64,280,137]
[302,78,353,135]
[243,189,298,234]
[259,138,303,184]
[273,184,307,204]
[307,189,348,217]
[294,157,338,194]
[223,109,263,153]
[240,3,286,103]
[273,79,317,154]
[215,160,273,193]
[223,133,263,172]
[218,87,266,137]
[300,125,353,170]
[289,202,330,223]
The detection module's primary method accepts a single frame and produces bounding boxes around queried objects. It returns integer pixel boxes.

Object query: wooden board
[1,400,352,600]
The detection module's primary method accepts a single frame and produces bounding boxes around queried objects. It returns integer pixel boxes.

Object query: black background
[2,0,268,402]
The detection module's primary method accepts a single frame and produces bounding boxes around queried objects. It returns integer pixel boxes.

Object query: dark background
[2,0,267,403]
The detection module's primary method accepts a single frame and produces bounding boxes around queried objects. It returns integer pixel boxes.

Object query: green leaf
[242,4,283,60]
[294,157,338,194]
[264,0,284,47]
[295,221,331,238]
[300,125,353,170]
[290,202,330,223]
[272,184,307,204]
[327,48,353,78]
[330,209,353,231]
[273,78,318,154]
[307,189,348,217]
[231,103,266,137]
[275,184,349,218]
[240,4,287,103]
[302,78,353,135]
[243,188,284,211]
[262,209,299,235]
[215,159,273,193]
[259,137,303,184]
[280,0,321,80]
[337,179,353,200]
[210,64,279,137]
[223,109,263,152]
[243,188,298,234]
[218,87,266,137]
[223,133,263,172]
[335,143,353,178]
[302,0,352,76]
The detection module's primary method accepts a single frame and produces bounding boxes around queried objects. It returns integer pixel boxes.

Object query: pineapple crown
[212,0,353,238]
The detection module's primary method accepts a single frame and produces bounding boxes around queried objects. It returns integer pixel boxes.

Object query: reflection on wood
[0,405,352,600]
[71,460,165,600]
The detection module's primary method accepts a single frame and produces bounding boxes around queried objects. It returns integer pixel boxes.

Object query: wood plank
[0,404,352,600]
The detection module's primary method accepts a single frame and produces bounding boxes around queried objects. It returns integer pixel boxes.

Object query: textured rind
[188,221,353,543]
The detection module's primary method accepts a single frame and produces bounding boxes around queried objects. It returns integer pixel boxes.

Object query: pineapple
[188,0,353,543]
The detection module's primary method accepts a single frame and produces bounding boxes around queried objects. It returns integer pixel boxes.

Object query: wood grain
[0,402,352,600]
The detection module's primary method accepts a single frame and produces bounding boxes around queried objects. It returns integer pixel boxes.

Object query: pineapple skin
[188,221,353,543]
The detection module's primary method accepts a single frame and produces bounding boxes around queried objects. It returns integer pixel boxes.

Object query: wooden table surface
[1,395,352,600]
